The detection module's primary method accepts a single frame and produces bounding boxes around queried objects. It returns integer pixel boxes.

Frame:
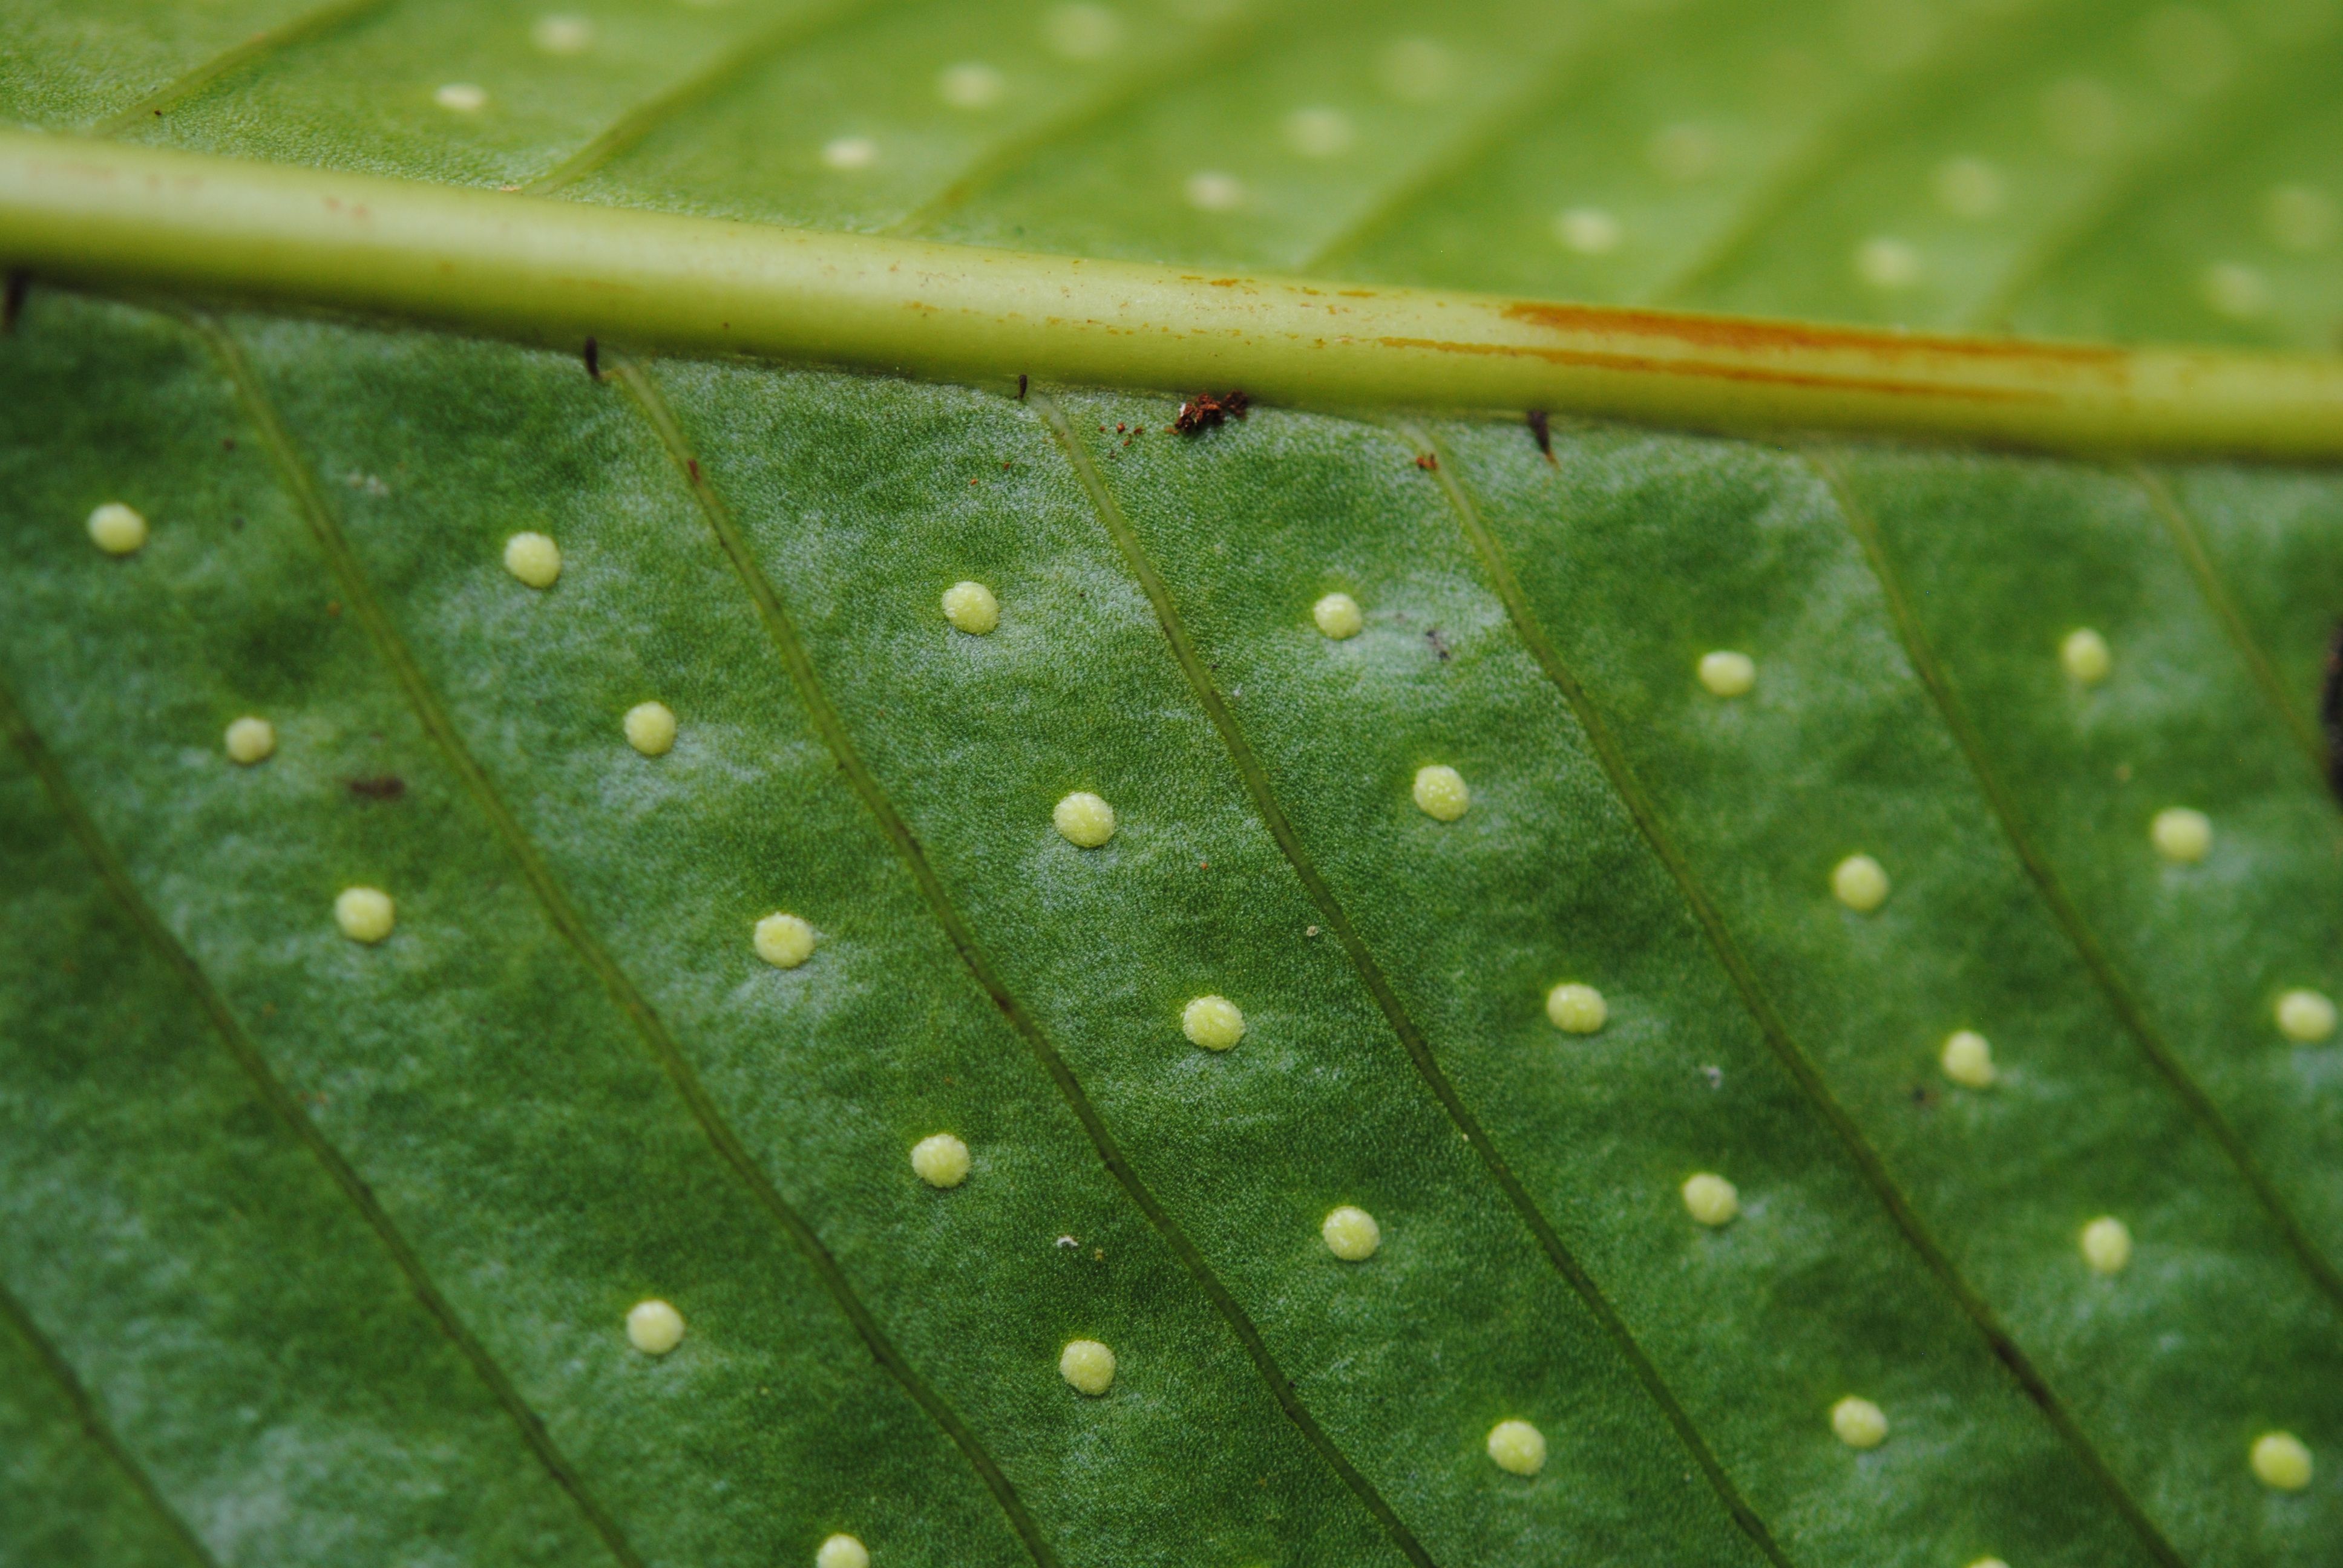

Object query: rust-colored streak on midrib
[1373,337,2050,403]
[1499,300,2128,368]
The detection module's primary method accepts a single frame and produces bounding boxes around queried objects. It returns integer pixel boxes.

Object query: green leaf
[4,3,2343,1566]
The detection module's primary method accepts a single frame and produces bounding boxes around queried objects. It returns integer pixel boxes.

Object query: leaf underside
[4,2,2343,1567]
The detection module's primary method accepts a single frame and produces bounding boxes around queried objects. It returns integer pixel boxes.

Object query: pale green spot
[224,715,275,765]
[627,1298,684,1354]
[1486,1418,1545,1475]
[1059,1338,1114,1394]
[335,886,395,944]
[1831,1396,1887,1449]
[1682,1172,1737,1227]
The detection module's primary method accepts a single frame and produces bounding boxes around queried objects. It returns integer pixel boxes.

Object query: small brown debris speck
[347,776,406,801]
[1017,373,1028,399]
[326,601,342,617]
[687,458,701,482]
[1414,452,1438,471]
[1173,390,1248,435]
[1425,627,1450,662]
[221,437,236,451]
[583,336,600,379]
[1528,408,1554,462]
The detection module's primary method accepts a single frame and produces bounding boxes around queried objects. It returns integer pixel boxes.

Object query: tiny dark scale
[1528,407,1555,462]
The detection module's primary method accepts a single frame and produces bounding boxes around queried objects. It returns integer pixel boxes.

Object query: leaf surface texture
[4,2,2343,1564]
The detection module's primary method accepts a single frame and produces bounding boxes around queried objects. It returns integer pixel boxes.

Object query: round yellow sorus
[626,1298,684,1354]
[1831,1396,1888,1449]
[87,502,149,555]
[624,701,677,756]
[334,886,395,944]
[1058,1339,1115,1396]
[1412,764,1469,822]
[224,716,276,765]
[1054,791,1115,848]
[1486,1419,1546,1475]
[814,1535,868,1568]
[2250,1431,2313,1491]
[2061,628,2111,684]
[911,1133,970,1189]
[1697,650,1755,696]
[1182,995,1245,1051]
[503,531,562,588]
[1312,592,1363,639]
[2278,989,2337,1042]
[2151,807,2211,864]
[1320,1206,1380,1261]
[753,912,815,969]
[1831,854,1889,912]
[942,580,999,634]
[2081,1215,2132,1275]
[1940,1030,1996,1088]
[1681,1173,1738,1227]
[1545,982,1606,1034]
